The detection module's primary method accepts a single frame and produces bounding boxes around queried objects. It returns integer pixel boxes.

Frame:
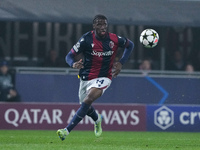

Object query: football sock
[64,128,69,135]
[87,105,98,122]
[66,102,90,132]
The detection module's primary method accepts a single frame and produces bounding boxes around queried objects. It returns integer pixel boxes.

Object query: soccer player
[57,14,134,141]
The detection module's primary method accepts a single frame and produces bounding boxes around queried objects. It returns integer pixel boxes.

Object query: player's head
[93,14,108,38]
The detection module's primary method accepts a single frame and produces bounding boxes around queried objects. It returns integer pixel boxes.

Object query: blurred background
[0,0,200,104]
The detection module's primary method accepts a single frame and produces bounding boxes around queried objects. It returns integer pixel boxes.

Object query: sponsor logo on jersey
[91,50,114,57]
[73,42,80,52]
[109,41,114,49]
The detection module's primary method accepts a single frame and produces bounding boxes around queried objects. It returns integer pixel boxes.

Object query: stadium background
[0,0,200,132]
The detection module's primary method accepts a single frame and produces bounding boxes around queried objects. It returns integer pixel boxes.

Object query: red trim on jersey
[71,48,76,55]
[100,85,108,90]
[108,33,119,79]
[88,32,103,80]
[125,39,130,48]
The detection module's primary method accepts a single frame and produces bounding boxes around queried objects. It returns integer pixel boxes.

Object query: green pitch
[0,130,200,150]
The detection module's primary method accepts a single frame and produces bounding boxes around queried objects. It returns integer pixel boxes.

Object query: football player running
[57,14,134,141]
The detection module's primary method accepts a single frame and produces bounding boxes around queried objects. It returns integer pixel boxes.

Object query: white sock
[64,128,70,135]
[95,115,101,124]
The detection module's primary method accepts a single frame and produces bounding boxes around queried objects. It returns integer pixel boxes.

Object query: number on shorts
[96,79,104,85]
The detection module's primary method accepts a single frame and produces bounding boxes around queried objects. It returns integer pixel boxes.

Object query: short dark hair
[93,14,107,24]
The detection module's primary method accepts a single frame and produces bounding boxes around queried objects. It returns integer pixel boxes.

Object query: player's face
[93,19,108,38]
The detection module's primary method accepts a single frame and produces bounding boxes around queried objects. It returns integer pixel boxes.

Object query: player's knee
[84,88,103,104]
[84,92,101,104]
[84,94,97,104]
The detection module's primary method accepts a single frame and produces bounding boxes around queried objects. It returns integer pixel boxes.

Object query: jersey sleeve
[117,36,129,48]
[66,34,87,67]
[71,35,86,55]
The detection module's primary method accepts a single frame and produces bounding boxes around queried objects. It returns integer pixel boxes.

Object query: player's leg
[57,80,88,141]
[87,105,98,121]
[79,80,100,123]
[57,78,111,140]
[85,78,111,137]
[57,103,92,141]
[66,87,102,131]
[83,87,102,104]
[82,88,103,137]
[86,103,103,137]
[57,87,103,141]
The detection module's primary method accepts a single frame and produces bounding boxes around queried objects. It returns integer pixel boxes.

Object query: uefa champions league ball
[140,29,159,48]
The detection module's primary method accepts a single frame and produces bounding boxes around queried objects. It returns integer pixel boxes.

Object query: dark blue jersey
[69,31,130,81]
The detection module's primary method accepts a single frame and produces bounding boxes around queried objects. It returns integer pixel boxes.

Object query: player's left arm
[112,38,134,78]
[119,39,134,65]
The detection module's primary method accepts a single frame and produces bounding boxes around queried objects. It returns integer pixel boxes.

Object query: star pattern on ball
[152,33,157,38]
[148,41,154,47]
[143,33,148,40]
[140,29,159,48]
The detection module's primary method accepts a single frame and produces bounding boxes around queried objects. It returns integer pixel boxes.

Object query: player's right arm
[66,36,86,69]
[66,51,84,69]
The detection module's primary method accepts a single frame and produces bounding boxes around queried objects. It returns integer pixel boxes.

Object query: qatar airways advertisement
[0,103,146,131]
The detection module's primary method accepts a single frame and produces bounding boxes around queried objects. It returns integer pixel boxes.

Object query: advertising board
[0,103,146,131]
[147,105,200,132]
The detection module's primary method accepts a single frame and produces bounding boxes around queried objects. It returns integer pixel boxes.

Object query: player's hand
[72,59,84,69]
[112,62,122,78]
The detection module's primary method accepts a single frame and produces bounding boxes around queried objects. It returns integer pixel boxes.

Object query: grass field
[0,130,200,150]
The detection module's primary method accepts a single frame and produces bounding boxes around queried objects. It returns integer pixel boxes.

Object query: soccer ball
[140,29,159,48]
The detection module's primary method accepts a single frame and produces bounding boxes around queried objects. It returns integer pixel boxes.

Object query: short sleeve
[71,36,86,55]
[117,36,129,48]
